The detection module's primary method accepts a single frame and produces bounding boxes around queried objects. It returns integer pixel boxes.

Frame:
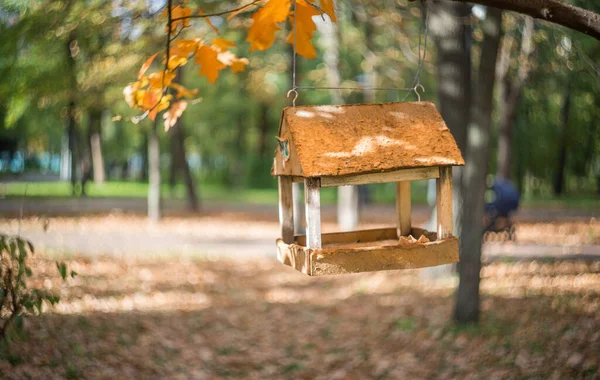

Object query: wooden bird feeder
[272,101,465,276]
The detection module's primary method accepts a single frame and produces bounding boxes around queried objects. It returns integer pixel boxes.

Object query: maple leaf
[227,1,264,21]
[320,0,337,22]
[247,0,291,52]
[170,83,199,99]
[163,100,188,131]
[195,45,226,84]
[167,55,188,71]
[166,5,192,35]
[212,38,236,52]
[148,70,177,89]
[170,39,200,58]
[287,0,320,59]
[138,53,158,80]
[230,58,249,73]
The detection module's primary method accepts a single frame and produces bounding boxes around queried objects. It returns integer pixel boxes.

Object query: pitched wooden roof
[272,101,465,177]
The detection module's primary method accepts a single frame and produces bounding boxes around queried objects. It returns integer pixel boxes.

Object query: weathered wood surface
[319,167,439,187]
[278,176,294,244]
[436,166,453,240]
[272,120,303,176]
[276,233,459,276]
[396,181,411,236]
[272,102,465,177]
[304,177,322,249]
[295,227,398,247]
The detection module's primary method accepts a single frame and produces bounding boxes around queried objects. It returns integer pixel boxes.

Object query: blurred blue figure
[484,177,520,239]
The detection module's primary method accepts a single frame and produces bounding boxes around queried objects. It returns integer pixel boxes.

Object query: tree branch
[419,0,600,40]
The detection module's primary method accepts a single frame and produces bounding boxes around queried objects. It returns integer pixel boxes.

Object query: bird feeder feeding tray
[272,102,465,276]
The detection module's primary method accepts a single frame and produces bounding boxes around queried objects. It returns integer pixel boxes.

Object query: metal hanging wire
[288,0,430,106]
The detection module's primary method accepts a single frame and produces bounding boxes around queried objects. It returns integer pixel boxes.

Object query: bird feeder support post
[396,181,412,237]
[304,177,322,249]
[436,166,453,240]
[278,176,294,244]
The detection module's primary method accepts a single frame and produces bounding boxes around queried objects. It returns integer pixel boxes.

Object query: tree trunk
[454,7,503,325]
[66,33,79,193]
[553,78,572,196]
[88,108,105,183]
[256,103,270,159]
[429,0,472,236]
[422,0,472,280]
[140,129,149,181]
[171,117,199,211]
[496,16,535,180]
[148,120,161,223]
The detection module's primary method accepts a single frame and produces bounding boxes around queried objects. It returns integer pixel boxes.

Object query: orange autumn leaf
[212,38,236,52]
[170,39,201,58]
[199,11,220,34]
[170,83,199,99]
[287,0,320,59]
[167,55,188,70]
[167,5,192,35]
[138,53,158,80]
[163,100,188,131]
[227,1,264,21]
[230,58,249,73]
[148,94,172,121]
[320,0,337,22]
[247,0,290,52]
[195,45,226,84]
[148,70,176,89]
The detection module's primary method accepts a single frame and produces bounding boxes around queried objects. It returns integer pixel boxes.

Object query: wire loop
[287,88,299,107]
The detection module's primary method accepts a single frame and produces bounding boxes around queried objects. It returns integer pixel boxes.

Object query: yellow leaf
[230,58,249,73]
[167,55,188,71]
[227,1,264,21]
[148,94,172,121]
[195,45,226,84]
[320,0,336,22]
[212,38,236,52]
[170,83,199,99]
[168,5,192,35]
[148,70,177,89]
[247,0,291,52]
[170,39,200,58]
[138,53,158,80]
[287,0,319,59]
[163,100,188,131]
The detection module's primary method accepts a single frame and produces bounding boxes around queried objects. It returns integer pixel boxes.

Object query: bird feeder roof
[272,101,465,178]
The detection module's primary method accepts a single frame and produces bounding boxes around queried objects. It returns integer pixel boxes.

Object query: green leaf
[57,262,67,280]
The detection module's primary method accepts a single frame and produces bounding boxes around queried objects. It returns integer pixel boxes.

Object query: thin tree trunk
[66,33,78,194]
[496,16,535,180]
[256,103,270,159]
[88,108,105,183]
[140,129,149,181]
[454,7,503,324]
[553,78,572,196]
[321,13,360,231]
[171,118,199,211]
[148,120,161,223]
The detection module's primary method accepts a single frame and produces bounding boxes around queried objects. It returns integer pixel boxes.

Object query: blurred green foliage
[0,0,598,199]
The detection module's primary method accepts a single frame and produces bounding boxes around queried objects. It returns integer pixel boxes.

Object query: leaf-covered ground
[1,256,599,379]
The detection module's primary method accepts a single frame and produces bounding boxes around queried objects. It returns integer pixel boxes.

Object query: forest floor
[0,256,599,379]
[0,201,599,379]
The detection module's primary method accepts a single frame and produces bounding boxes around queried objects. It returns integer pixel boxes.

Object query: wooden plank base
[276,227,458,276]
